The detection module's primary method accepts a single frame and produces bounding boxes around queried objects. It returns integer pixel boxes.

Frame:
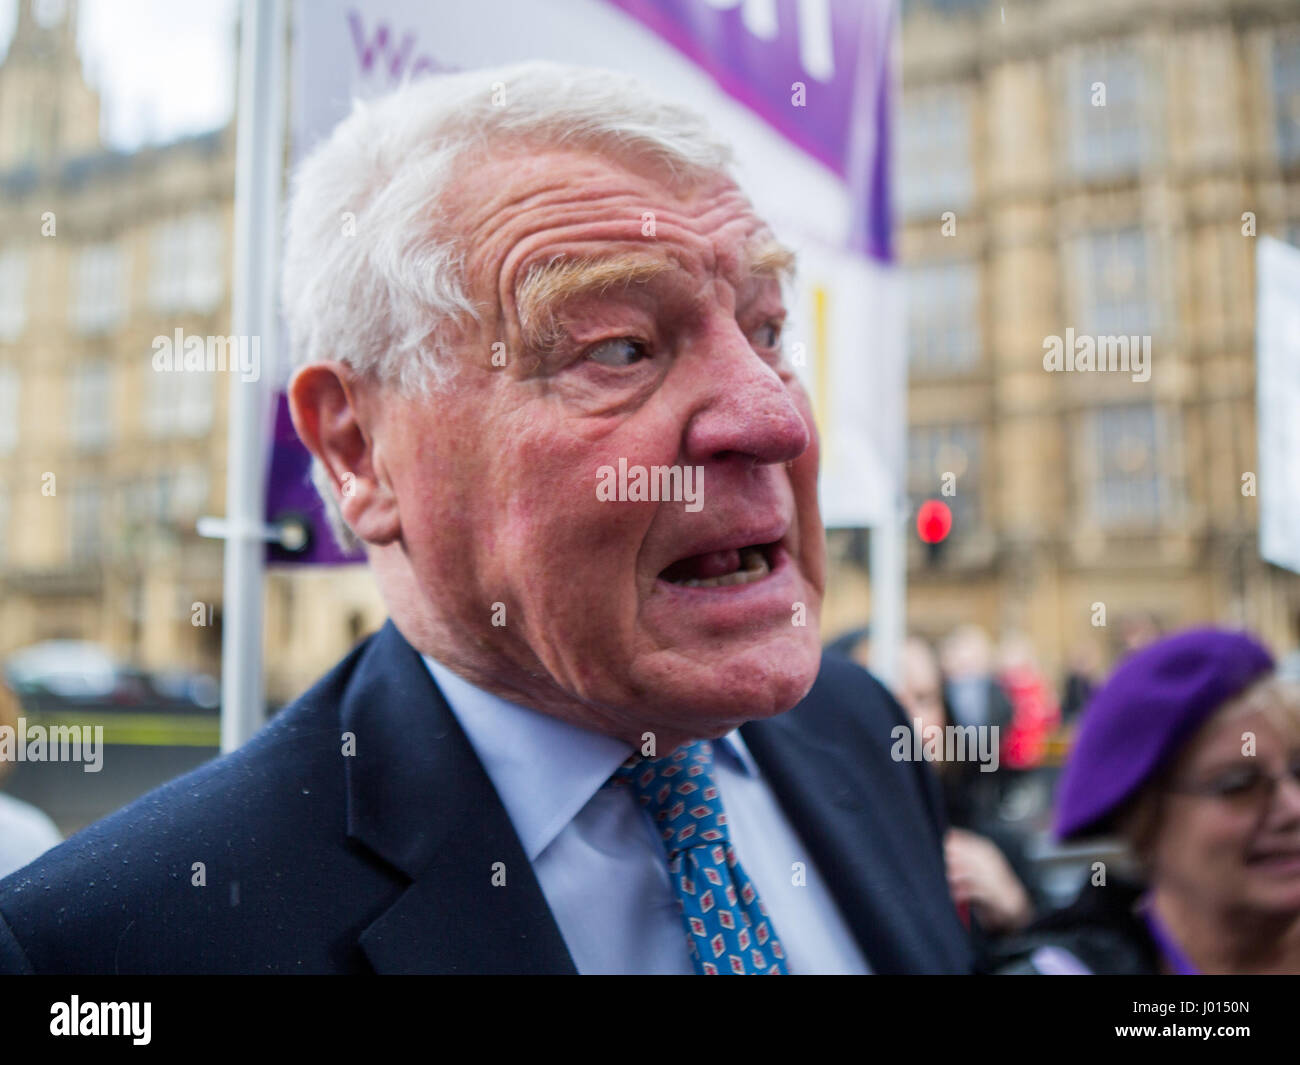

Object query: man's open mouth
[658,542,779,589]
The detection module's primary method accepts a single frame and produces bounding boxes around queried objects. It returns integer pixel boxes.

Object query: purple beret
[1055,627,1275,840]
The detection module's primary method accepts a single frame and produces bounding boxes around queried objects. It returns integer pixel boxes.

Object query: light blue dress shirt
[423,656,870,975]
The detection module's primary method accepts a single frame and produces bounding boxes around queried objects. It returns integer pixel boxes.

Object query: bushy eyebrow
[744,235,797,283]
[514,235,796,352]
[516,253,672,351]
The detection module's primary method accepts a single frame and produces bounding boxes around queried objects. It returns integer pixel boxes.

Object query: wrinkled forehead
[444,145,773,300]
[446,139,740,228]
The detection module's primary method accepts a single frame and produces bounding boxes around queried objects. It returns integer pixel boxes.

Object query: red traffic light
[917,500,952,544]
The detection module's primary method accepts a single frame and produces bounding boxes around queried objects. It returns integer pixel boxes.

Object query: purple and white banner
[269,0,900,564]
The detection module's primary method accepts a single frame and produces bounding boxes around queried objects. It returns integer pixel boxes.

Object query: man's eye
[586,338,651,368]
[751,320,783,349]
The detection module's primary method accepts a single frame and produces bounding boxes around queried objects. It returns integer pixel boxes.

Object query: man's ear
[287,362,401,546]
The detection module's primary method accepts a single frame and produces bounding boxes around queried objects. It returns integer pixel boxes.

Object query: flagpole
[220,0,287,752]
[868,2,905,691]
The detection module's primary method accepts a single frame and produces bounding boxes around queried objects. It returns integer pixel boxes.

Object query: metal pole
[221,0,287,752]
[869,504,906,689]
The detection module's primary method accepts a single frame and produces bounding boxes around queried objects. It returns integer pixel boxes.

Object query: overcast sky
[0,0,239,151]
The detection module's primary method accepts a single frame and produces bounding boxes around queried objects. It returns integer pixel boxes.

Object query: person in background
[995,628,1300,974]
[940,625,1013,734]
[897,637,1042,950]
[997,632,1060,771]
[1060,639,1102,723]
[0,682,62,880]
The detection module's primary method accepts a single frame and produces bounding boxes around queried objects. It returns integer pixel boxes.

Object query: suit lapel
[741,683,965,974]
[343,622,577,974]
[340,627,962,973]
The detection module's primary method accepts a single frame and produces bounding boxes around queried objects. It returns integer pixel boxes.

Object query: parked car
[4,641,218,714]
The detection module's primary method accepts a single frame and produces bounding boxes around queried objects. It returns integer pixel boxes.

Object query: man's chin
[635,631,823,732]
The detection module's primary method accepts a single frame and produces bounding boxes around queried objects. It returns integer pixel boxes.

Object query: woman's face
[1151,704,1300,917]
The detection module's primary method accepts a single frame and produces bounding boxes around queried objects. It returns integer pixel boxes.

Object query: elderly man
[0,62,971,975]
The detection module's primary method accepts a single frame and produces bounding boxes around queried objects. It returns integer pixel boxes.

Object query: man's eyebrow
[516,253,673,351]
[743,235,798,282]
[514,237,797,352]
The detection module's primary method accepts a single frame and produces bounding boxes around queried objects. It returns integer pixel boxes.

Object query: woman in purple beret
[993,627,1300,974]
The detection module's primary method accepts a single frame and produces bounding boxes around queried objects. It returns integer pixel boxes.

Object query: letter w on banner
[267,0,901,563]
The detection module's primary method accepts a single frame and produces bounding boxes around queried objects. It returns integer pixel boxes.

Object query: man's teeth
[674,547,771,588]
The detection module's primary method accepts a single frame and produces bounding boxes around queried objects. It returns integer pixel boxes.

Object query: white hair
[281,60,736,551]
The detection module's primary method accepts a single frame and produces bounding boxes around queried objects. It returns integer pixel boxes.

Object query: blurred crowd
[829,620,1300,974]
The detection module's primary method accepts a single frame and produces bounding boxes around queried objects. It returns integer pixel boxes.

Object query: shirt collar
[720,727,759,776]
[421,656,757,860]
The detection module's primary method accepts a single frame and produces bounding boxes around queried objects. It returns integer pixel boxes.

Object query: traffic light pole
[868,501,906,689]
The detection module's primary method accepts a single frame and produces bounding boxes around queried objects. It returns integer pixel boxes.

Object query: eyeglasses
[1166,758,1300,805]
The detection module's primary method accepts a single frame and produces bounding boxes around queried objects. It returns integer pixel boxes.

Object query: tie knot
[612,740,730,853]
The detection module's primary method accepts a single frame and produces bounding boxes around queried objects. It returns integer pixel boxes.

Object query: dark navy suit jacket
[0,621,974,974]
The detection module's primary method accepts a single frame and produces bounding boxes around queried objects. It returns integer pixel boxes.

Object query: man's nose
[680,325,810,467]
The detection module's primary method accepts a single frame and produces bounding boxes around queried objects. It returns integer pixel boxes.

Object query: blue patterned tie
[612,740,787,974]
